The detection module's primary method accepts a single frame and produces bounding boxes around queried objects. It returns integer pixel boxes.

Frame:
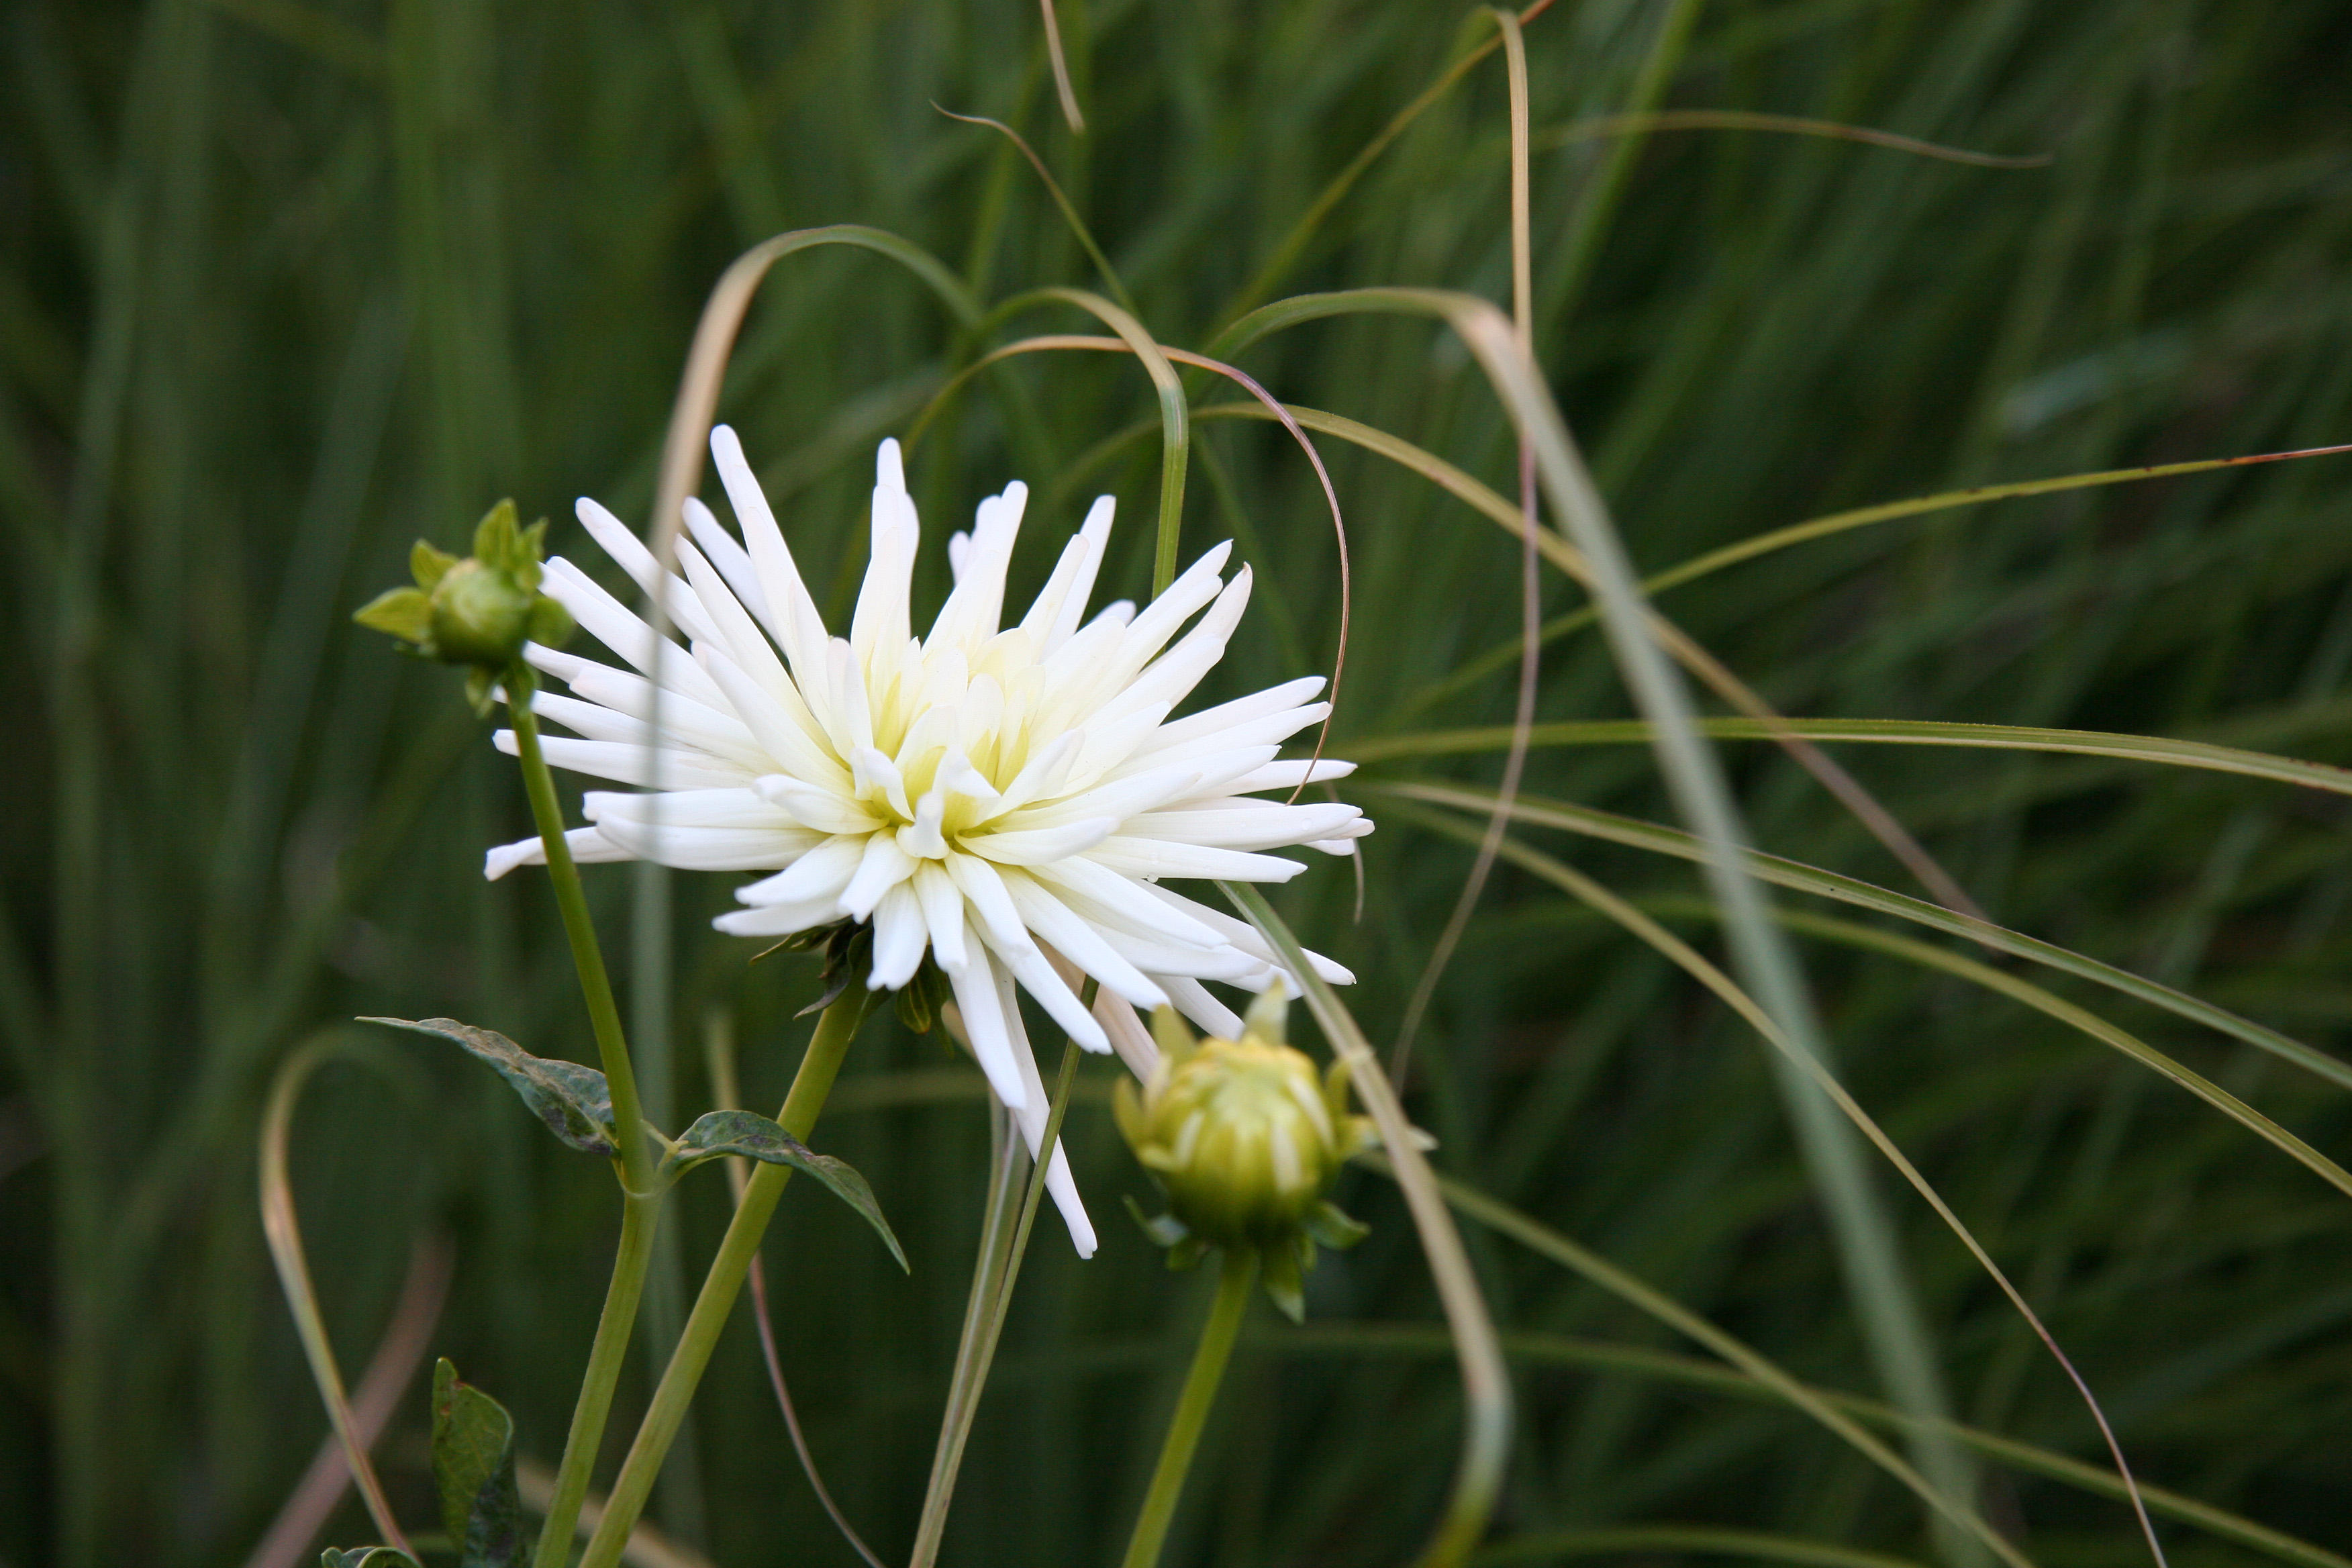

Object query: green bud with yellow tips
[1115,983,1374,1320]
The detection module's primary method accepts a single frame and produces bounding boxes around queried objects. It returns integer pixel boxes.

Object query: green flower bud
[354,500,574,709]
[1116,985,1373,1320]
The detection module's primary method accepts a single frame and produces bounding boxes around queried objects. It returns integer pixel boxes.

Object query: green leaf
[361,1017,617,1155]
[663,1110,908,1270]
[1262,1238,1308,1323]
[320,1550,423,1568]
[432,1359,522,1568]
[353,586,431,644]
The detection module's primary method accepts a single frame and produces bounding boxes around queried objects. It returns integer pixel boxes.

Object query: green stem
[532,1195,658,1568]
[505,660,665,1568]
[505,663,655,1189]
[908,1034,1084,1568]
[1122,1248,1257,1568]
[575,992,870,1568]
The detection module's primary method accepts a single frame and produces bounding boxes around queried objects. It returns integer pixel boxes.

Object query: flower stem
[503,663,656,1191]
[505,660,666,1568]
[574,991,871,1568]
[530,1195,657,1568]
[1122,1248,1258,1568]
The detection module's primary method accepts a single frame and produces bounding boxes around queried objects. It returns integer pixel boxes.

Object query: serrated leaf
[362,1017,616,1155]
[432,1359,523,1568]
[663,1110,908,1271]
[320,1549,423,1568]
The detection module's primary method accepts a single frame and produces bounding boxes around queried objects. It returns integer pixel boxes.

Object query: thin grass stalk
[1412,442,2352,707]
[1410,816,2166,1563]
[1187,397,1983,917]
[1217,286,1985,1564]
[1220,883,1511,1568]
[1382,779,2352,1097]
[257,1038,414,1554]
[908,1036,1085,1567]
[1391,6,1542,1077]
[908,1099,1026,1568]
[1275,1325,2343,1568]
[936,112,1130,314]
[1540,109,2053,165]
[1219,0,1561,324]
[1349,715,2352,798]
[1383,1157,2032,1568]
[1037,0,1085,131]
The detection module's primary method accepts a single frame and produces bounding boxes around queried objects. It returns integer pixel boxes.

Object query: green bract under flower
[1116,987,1371,1319]
[356,499,575,709]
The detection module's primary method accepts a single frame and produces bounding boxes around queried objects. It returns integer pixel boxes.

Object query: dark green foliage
[430,1359,522,1568]
[365,1017,618,1157]
[5,1,2352,1566]
[664,1109,909,1272]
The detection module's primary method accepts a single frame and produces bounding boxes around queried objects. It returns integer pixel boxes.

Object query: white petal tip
[877,437,905,491]
[483,844,539,881]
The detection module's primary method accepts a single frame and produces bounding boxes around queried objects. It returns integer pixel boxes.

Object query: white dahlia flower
[486,426,1369,1253]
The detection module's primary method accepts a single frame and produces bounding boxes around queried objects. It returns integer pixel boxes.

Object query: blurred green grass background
[5,0,2352,1564]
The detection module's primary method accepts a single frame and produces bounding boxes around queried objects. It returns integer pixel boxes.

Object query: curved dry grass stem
[1277,1324,2341,1568]
[1392,1157,2034,1568]
[244,1234,451,1568]
[1037,0,1086,132]
[257,1037,413,1555]
[1404,444,2352,721]
[1419,816,2167,1566]
[1542,109,2053,166]
[1352,714,2352,798]
[1210,285,1988,1565]
[1386,777,2352,1097]
[1190,398,1992,922]
[1220,0,1561,323]
[1391,7,1542,1081]
[935,111,1133,314]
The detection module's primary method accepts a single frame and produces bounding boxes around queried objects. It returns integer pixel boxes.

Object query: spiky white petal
[484,428,1369,1255]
